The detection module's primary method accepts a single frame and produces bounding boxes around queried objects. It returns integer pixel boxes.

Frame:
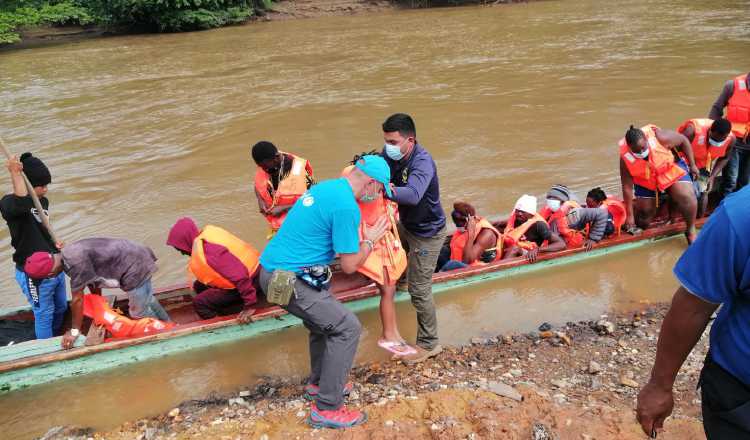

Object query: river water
[0,0,748,437]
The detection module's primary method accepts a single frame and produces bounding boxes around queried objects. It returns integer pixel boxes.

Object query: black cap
[20,152,51,187]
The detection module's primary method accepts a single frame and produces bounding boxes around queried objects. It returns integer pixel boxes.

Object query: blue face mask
[384,143,404,161]
[709,137,724,147]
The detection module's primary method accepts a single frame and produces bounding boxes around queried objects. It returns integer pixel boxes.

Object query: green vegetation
[0,1,94,44]
[0,0,272,45]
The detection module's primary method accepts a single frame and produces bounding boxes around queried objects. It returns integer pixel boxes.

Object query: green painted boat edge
[0,232,674,394]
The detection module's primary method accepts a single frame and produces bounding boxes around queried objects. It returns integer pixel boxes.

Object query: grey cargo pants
[397,223,446,351]
[259,267,361,410]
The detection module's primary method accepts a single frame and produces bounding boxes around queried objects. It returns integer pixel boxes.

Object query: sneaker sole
[307,412,368,429]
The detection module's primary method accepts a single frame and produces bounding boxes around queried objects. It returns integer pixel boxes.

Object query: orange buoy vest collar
[677,118,734,171]
[341,165,408,286]
[83,294,175,339]
[254,153,312,231]
[188,225,260,290]
[539,201,584,248]
[601,197,627,236]
[727,74,750,139]
[449,217,503,265]
[619,124,687,192]
[503,211,546,250]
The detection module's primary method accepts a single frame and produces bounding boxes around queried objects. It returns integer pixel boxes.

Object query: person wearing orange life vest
[676,118,735,217]
[342,154,414,356]
[251,141,314,236]
[491,194,566,263]
[23,238,171,350]
[709,72,750,196]
[437,201,502,272]
[540,185,609,251]
[167,217,261,324]
[585,187,626,238]
[619,125,699,244]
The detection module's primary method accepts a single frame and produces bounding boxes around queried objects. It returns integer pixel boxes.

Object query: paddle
[0,136,61,245]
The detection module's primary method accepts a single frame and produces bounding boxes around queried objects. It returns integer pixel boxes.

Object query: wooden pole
[0,137,61,244]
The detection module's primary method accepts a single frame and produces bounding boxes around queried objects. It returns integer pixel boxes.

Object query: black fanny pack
[298,265,332,291]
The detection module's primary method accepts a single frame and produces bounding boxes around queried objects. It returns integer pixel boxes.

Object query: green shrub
[88,0,261,32]
[0,0,94,44]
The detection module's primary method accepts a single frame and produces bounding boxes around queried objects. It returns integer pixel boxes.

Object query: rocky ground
[42,303,710,440]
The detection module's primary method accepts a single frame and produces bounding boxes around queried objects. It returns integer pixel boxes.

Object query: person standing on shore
[636,186,750,438]
[258,155,390,429]
[0,153,67,340]
[709,72,750,197]
[381,113,447,364]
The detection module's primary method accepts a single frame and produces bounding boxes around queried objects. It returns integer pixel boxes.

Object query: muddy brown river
[0,0,748,437]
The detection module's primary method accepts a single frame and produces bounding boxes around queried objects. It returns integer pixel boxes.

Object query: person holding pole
[1,152,67,339]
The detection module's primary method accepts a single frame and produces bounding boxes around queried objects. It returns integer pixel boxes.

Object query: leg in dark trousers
[192,286,243,319]
[305,321,326,386]
[259,267,361,410]
[700,355,750,439]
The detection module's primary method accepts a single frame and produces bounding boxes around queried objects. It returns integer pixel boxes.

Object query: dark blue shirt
[673,186,750,384]
[382,144,445,237]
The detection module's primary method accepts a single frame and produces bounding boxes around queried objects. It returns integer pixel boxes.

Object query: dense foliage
[0,0,271,44]
[0,1,94,44]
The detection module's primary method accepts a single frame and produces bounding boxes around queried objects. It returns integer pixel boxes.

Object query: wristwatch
[70,328,80,337]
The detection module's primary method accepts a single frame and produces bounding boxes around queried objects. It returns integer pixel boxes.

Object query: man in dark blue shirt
[637,186,750,438]
[381,113,447,364]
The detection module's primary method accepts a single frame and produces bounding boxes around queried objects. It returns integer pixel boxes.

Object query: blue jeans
[721,148,750,196]
[126,278,170,321]
[439,260,469,272]
[15,268,67,339]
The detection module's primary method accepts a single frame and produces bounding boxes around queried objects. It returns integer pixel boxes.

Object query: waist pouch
[267,270,297,306]
[298,265,332,292]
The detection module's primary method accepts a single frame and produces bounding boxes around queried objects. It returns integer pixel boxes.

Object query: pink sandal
[378,339,417,356]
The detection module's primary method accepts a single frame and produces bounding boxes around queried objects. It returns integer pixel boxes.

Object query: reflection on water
[0,0,748,436]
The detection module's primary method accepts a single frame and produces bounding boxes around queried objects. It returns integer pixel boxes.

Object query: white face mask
[455,226,466,233]
[546,198,562,212]
[709,137,724,147]
[633,148,650,159]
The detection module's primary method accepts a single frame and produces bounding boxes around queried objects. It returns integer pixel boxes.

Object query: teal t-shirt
[260,178,361,273]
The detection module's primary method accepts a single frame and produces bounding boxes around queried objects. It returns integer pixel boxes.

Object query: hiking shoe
[307,402,367,429]
[399,344,443,365]
[303,382,353,401]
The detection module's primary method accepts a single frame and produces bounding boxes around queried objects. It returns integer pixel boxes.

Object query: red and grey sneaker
[307,402,367,429]
[303,382,353,401]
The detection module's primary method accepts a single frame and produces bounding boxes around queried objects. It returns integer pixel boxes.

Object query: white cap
[514,194,538,214]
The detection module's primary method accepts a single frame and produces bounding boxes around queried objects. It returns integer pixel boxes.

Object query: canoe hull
[0,225,689,394]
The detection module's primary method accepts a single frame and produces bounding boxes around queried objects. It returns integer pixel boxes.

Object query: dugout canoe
[0,215,706,394]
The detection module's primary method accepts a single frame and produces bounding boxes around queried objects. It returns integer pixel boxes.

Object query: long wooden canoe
[0,216,704,394]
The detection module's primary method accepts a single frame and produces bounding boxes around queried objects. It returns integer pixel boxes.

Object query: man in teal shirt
[259,155,389,429]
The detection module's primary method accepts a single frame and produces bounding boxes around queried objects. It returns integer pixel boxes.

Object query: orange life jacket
[448,217,503,265]
[341,166,407,286]
[188,225,260,290]
[727,74,750,139]
[677,118,734,171]
[619,124,687,192]
[601,197,626,236]
[539,201,584,248]
[503,212,547,251]
[254,153,312,231]
[83,294,175,339]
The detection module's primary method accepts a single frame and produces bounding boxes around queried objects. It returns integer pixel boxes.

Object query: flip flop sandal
[377,339,417,356]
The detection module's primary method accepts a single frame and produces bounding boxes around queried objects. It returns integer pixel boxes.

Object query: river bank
[40,302,708,440]
[2,0,529,50]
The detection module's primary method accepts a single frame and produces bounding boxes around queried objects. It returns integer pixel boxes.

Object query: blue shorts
[633,159,692,198]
